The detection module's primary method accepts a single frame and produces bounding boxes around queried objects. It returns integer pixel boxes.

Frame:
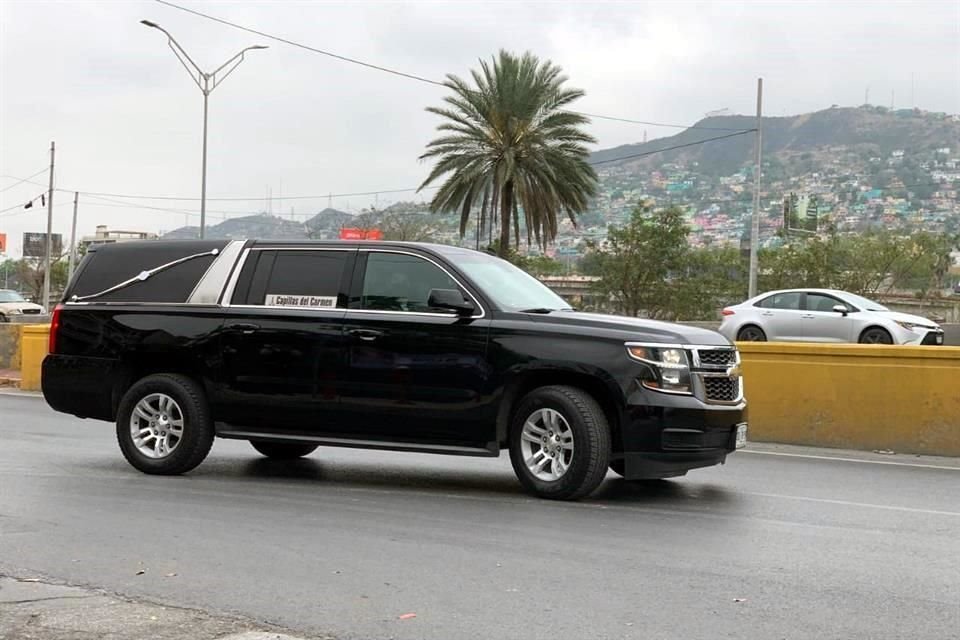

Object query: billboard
[22,232,63,258]
[339,228,383,241]
[0,233,7,254]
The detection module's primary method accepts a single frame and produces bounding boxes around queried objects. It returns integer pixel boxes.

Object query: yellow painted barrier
[738,342,960,457]
[19,324,50,392]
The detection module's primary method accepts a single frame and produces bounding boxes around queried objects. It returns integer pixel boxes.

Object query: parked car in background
[719,288,944,345]
[0,289,45,322]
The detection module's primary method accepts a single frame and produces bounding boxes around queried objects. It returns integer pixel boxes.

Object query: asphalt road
[2,394,958,640]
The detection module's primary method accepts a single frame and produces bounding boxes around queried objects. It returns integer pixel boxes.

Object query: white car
[0,289,45,322]
[719,288,944,345]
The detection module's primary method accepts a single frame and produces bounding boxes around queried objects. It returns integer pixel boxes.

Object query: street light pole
[141,20,267,239]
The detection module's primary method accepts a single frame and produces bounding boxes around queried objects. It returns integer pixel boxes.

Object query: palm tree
[419,50,598,256]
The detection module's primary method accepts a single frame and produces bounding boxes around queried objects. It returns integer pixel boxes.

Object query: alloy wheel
[520,408,575,481]
[129,393,185,459]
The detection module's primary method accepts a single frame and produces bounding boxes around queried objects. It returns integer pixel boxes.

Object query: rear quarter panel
[43,305,225,421]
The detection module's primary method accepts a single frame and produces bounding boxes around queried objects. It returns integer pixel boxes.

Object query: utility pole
[748,79,763,299]
[68,191,79,282]
[42,141,55,311]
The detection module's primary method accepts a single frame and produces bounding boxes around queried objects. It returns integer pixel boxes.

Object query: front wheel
[859,327,893,344]
[250,440,318,459]
[116,374,214,475]
[509,386,611,500]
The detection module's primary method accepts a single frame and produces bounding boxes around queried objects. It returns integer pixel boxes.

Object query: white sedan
[719,288,944,345]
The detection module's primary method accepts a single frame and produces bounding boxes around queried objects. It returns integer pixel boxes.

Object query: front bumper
[616,401,747,480]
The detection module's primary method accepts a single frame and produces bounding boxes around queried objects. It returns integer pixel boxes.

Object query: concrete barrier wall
[19,325,50,391]
[0,324,24,370]
[738,342,960,456]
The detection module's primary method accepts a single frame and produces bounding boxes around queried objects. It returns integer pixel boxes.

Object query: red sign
[339,228,383,241]
[0,233,6,253]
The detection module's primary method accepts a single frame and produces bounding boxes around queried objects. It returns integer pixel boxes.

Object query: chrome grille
[702,376,740,403]
[696,348,736,367]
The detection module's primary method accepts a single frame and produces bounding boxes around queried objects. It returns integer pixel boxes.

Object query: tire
[250,440,318,459]
[737,325,767,341]
[859,327,893,344]
[0,314,8,323]
[116,374,214,475]
[508,385,611,500]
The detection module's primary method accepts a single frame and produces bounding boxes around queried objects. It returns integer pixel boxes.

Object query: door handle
[348,328,384,341]
[801,314,815,319]
[226,322,260,334]
[761,311,774,317]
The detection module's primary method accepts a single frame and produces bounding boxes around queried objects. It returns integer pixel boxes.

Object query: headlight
[7,308,22,315]
[895,321,934,332]
[626,344,691,394]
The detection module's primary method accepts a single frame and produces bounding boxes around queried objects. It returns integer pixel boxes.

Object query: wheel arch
[112,357,208,420]
[495,367,624,451]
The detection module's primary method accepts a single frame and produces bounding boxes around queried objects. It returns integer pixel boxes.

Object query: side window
[806,293,842,312]
[244,250,348,309]
[758,292,801,310]
[360,252,460,313]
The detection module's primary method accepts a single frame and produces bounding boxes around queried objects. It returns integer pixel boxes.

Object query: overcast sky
[1,0,958,256]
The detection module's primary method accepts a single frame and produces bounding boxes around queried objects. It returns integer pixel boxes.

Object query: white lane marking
[740,490,960,518]
[741,449,960,471]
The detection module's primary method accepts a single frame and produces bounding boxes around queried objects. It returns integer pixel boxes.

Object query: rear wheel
[116,374,214,475]
[509,386,611,500]
[737,325,767,341]
[859,327,893,344]
[250,440,318,459]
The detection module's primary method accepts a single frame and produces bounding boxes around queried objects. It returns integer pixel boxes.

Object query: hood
[876,310,940,328]
[531,311,730,346]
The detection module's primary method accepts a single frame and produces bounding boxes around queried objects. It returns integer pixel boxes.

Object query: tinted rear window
[68,241,227,303]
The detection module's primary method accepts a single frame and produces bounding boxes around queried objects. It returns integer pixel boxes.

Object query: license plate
[735,424,748,449]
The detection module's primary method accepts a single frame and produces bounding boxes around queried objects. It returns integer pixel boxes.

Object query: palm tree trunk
[499,181,513,257]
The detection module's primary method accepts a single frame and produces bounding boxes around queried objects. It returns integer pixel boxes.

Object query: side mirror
[428,288,475,316]
[832,304,849,316]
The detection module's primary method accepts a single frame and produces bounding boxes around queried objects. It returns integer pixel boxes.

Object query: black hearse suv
[42,240,747,500]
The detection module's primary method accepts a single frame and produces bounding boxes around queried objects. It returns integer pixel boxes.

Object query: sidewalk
[0,575,318,640]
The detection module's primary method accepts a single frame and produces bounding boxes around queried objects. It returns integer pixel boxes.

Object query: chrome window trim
[188,241,245,304]
[219,247,251,306]
[354,248,486,319]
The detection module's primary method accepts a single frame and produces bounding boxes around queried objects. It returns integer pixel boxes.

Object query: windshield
[0,291,26,303]
[839,292,888,312]
[448,251,571,312]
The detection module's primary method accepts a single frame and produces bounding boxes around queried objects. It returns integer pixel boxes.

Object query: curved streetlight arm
[141,20,204,91]
[210,46,269,92]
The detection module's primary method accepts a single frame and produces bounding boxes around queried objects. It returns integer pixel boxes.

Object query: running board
[216,427,500,458]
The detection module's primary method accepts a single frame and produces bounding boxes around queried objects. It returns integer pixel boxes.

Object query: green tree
[379,212,439,242]
[419,50,598,257]
[591,205,690,318]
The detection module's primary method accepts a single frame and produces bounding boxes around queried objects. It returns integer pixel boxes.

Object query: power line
[588,130,757,166]
[153,0,750,133]
[0,169,48,194]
